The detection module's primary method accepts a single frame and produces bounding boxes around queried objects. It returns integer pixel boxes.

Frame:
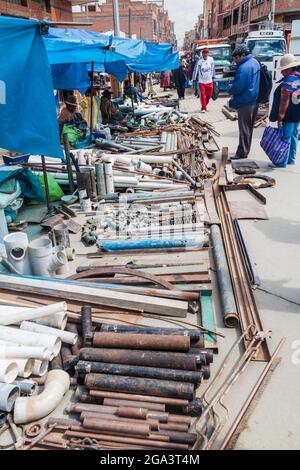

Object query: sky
[164,0,204,47]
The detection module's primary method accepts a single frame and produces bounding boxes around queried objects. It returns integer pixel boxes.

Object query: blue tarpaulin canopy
[0,17,179,159]
[0,17,63,158]
[44,27,179,86]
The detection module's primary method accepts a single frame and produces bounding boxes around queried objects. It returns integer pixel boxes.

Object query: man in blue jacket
[228,45,260,160]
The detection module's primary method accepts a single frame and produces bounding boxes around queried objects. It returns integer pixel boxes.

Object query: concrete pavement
[179,87,300,449]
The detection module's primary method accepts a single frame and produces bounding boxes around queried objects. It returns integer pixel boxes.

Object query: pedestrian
[172,60,186,100]
[269,54,300,167]
[160,71,171,92]
[228,44,260,160]
[192,47,215,113]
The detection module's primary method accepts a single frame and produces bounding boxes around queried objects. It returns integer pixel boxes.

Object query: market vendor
[100,89,125,125]
[58,96,87,132]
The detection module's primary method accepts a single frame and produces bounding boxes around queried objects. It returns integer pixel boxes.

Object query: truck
[192,39,234,91]
[245,30,287,70]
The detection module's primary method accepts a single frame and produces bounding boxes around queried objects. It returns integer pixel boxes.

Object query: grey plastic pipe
[0,302,66,326]
[0,359,18,383]
[0,326,62,357]
[0,383,20,412]
[20,322,78,345]
[14,370,70,424]
[12,380,37,396]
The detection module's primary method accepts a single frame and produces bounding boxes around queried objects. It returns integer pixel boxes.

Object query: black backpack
[257,61,272,104]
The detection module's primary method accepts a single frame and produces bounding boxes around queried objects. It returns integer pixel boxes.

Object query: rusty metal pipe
[79,411,160,432]
[93,332,190,351]
[60,344,77,372]
[154,430,197,445]
[100,324,203,344]
[76,361,202,385]
[80,348,197,371]
[85,373,195,400]
[82,417,150,436]
[159,422,189,432]
[65,429,189,449]
[81,306,93,347]
[103,398,165,412]
[66,323,82,356]
[75,386,102,404]
[168,398,203,417]
[89,390,189,406]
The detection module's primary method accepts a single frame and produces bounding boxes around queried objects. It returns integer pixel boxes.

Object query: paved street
[176,87,300,449]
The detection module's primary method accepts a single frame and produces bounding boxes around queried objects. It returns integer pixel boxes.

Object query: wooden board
[0,275,188,318]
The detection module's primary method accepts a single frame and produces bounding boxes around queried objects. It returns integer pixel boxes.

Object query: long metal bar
[214,185,270,362]
[41,156,51,212]
[219,338,285,450]
[63,133,75,194]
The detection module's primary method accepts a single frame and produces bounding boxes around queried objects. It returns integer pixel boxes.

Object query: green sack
[35,173,64,202]
[62,124,84,146]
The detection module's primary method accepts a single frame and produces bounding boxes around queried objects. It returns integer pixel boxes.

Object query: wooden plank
[204,181,220,225]
[86,250,209,266]
[0,275,188,318]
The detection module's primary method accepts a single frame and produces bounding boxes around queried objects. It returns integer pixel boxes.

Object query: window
[88,4,96,12]
[233,8,239,25]
[6,0,27,5]
[252,0,264,5]
[241,2,249,23]
[153,19,157,34]
[223,14,231,30]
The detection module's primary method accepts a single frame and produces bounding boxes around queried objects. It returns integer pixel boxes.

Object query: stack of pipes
[0,302,73,423]
[53,313,215,450]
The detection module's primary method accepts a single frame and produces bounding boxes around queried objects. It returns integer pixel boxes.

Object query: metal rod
[220,338,285,450]
[62,134,75,194]
[76,361,202,385]
[92,332,190,351]
[85,373,195,400]
[80,348,198,370]
[89,390,189,406]
[41,156,51,211]
[211,224,238,328]
[90,62,94,135]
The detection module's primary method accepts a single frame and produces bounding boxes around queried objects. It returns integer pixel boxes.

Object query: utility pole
[128,7,132,38]
[271,0,276,28]
[145,0,149,40]
[112,0,121,36]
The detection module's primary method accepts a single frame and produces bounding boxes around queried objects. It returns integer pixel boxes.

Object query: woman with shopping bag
[262,54,300,168]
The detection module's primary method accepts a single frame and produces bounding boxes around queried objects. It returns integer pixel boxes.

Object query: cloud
[164,0,204,46]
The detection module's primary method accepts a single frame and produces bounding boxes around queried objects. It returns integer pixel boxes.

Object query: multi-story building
[183,29,196,51]
[73,0,176,44]
[205,0,300,41]
[0,0,73,22]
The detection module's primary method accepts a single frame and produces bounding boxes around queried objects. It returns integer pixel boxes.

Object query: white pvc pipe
[0,302,66,327]
[13,358,34,378]
[104,162,115,194]
[0,305,68,330]
[32,360,49,377]
[0,342,53,361]
[14,370,70,424]
[0,383,20,412]
[20,322,78,345]
[0,359,19,383]
[34,312,68,330]
[0,326,62,357]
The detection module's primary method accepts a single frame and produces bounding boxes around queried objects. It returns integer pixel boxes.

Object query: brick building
[202,0,300,41]
[0,0,73,22]
[73,0,176,44]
